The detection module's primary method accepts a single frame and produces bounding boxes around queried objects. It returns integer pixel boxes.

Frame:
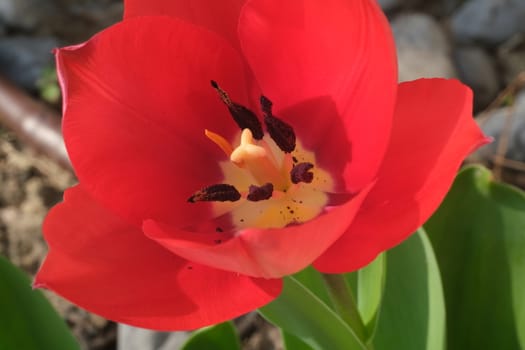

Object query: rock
[0,0,58,31]
[391,13,457,81]
[454,46,500,112]
[49,0,123,43]
[451,0,525,47]
[0,0,122,43]
[498,34,525,84]
[117,324,189,350]
[440,0,470,15]
[378,0,430,11]
[378,0,401,12]
[0,36,59,91]
[477,90,525,163]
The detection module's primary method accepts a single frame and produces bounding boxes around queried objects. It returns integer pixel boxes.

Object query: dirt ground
[0,131,118,350]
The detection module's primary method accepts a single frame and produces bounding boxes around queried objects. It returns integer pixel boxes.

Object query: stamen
[260,95,296,153]
[188,184,241,203]
[291,162,314,184]
[191,80,332,230]
[247,183,274,201]
[211,80,264,140]
[205,129,233,156]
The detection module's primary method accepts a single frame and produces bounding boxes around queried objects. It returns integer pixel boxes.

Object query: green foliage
[259,274,366,350]
[357,253,385,340]
[292,265,333,306]
[0,255,79,350]
[426,165,525,350]
[372,229,446,350]
[36,67,60,105]
[181,321,240,350]
[281,330,315,350]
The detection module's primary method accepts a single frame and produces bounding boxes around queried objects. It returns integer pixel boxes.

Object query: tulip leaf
[0,254,80,350]
[180,321,240,350]
[425,165,525,350]
[290,265,333,306]
[357,253,386,339]
[282,330,315,350]
[372,229,445,350]
[282,259,385,346]
[258,274,367,350]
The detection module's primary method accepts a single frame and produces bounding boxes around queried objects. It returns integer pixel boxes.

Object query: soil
[0,130,117,350]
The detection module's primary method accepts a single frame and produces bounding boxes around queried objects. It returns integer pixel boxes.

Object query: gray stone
[477,90,525,162]
[117,324,190,350]
[0,0,122,42]
[441,0,470,15]
[451,0,525,47]
[378,0,401,11]
[498,34,525,84]
[51,0,123,43]
[454,46,500,111]
[0,0,57,31]
[0,36,59,91]
[378,0,428,11]
[391,13,457,81]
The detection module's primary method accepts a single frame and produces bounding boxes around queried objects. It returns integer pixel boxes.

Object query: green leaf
[357,253,385,339]
[181,321,240,350]
[259,275,366,350]
[291,265,333,307]
[425,165,525,350]
[282,330,315,350]
[0,254,80,350]
[373,229,445,350]
[36,66,60,104]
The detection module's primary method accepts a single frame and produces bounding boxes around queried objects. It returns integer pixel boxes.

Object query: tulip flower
[35,0,489,330]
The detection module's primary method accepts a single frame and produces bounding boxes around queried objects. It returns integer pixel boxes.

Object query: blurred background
[0,0,523,349]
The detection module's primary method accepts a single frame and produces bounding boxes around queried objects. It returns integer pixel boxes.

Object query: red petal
[123,0,246,51]
[35,186,281,330]
[143,181,373,279]
[238,0,397,192]
[314,79,490,273]
[58,17,252,228]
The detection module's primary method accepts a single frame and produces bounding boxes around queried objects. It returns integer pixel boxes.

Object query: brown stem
[0,75,71,170]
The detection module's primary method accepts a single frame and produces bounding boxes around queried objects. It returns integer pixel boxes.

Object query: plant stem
[321,273,367,343]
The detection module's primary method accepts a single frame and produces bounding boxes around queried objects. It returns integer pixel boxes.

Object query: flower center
[230,128,286,190]
[188,81,334,230]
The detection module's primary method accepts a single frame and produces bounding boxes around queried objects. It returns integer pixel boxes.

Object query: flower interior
[188,81,335,231]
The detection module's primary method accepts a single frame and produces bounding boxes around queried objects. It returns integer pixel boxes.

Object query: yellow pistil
[230,129,287,190]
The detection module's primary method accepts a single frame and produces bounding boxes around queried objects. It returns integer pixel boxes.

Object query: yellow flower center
[207,128,334,230]
[188,81,334,230]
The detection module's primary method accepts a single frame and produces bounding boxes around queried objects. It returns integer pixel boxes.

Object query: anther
[247,183,274,201]
[211,80,264,140]
[291,162,314,184]
[260,95,296,153]
[188,184,241,202]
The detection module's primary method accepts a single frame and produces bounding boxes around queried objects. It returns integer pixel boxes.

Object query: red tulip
[35,0,489,330]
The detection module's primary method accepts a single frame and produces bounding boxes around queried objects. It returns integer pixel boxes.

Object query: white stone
[391,13,457,81]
